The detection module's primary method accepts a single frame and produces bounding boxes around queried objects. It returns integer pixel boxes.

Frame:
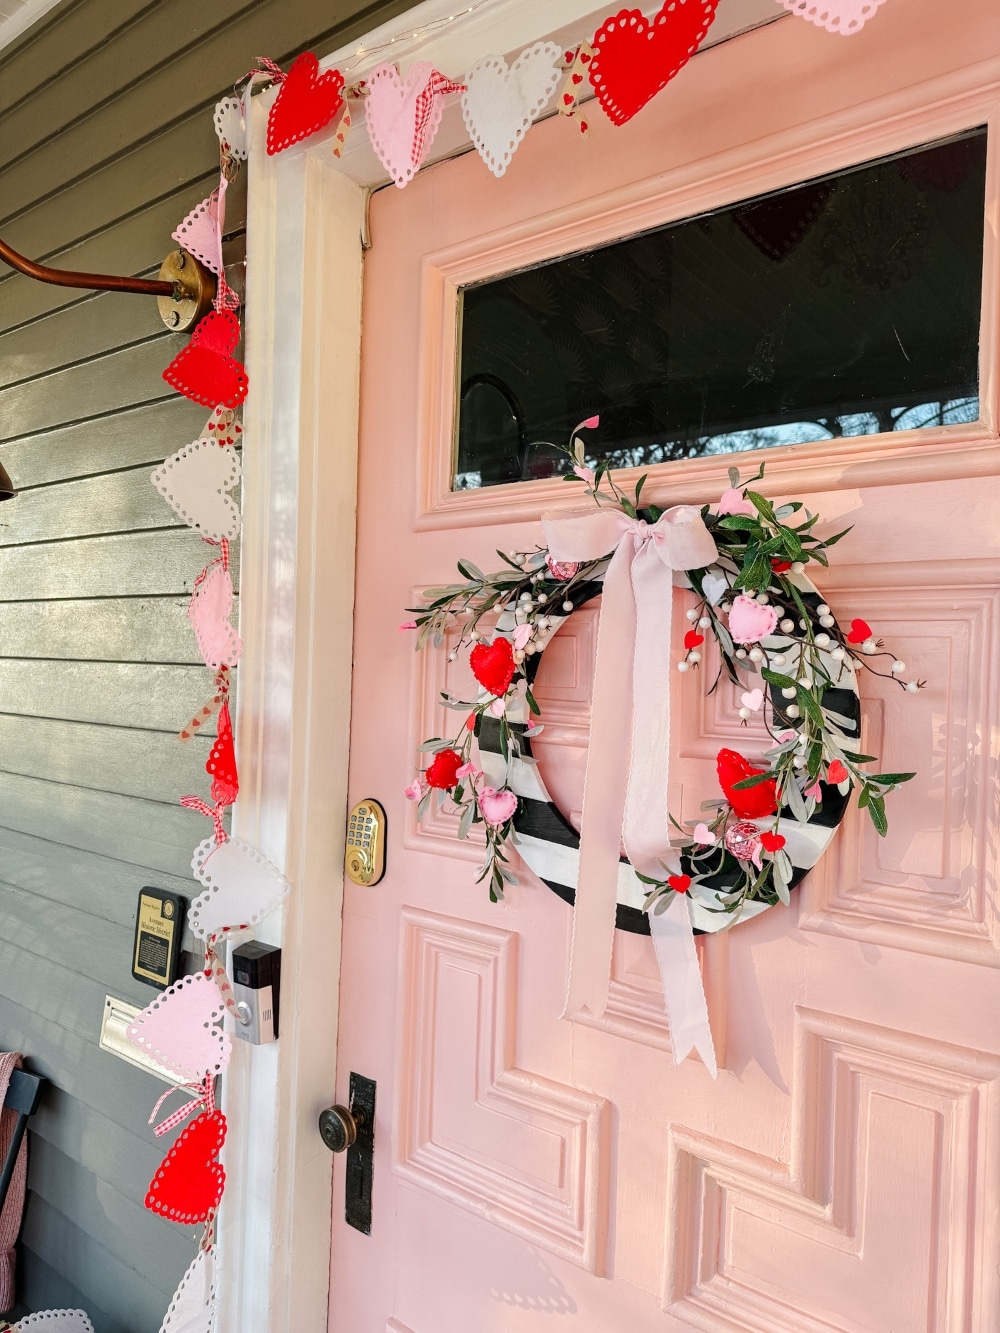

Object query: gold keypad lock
[345,799,386,886]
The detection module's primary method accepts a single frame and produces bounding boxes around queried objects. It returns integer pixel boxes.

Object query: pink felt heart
[365,61,463,188]
[775,0,888,35]
[188,563,242,670]
[740,688,764,711]
[126,972,231,1082]
[172,179,227,276]
[692,821,716,845]
[189,836,291,941]
[727,594,779,645]
[478,787,517,827]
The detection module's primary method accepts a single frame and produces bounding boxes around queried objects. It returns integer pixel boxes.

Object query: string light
[343,1,492,71]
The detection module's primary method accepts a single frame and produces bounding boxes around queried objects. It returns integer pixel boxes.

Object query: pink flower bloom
[716,487,755,517]
[488,697,506,718]
[455,761,481,781]
[546,556,579,581]
[579,414,600,430]
[403,780,424,801]
[804,777,823,801]
[512,623,533,650]
[775,730,797,743]
[692,822,716,845]
[573,464,596,485]
[478,787,518,827]
[398,620,417,631]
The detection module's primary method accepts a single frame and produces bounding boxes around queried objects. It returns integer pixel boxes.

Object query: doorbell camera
[231,941,281,1045]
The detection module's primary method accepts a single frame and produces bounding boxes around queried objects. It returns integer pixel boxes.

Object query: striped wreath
[403,420,919,934]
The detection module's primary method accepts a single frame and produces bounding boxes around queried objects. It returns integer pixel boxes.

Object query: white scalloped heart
[461,43,562,178]
[159,1248,217,1333]
[214,96,248,159]
[190,836,291,941]
[152,437,241,540]
[126,972,231,1082]
[14,1313,95,1332]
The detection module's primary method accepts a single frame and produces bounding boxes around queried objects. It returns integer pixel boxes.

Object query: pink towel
[0,1053,27,1314]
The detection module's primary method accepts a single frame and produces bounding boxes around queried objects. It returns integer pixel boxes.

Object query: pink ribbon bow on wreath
[541,504,719,1073]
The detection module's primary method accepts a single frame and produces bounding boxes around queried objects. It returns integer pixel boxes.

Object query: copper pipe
[0,235,178,298]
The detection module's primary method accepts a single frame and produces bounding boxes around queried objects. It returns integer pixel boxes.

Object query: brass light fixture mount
[0,236,217,333]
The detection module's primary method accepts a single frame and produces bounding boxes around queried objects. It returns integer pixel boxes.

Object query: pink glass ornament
[724,820,762,861]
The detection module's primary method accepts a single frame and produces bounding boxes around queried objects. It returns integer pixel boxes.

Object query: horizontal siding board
[0,596,202,661]
[19,1249,121,1333]
[0,660,220,728]
[0,770,213,875]
[0,466,189,546]
[21,1194,177,1329]
[0,713,212,801]
[0,527,240,598]
[2,398,210,486]
[0,826,199,942]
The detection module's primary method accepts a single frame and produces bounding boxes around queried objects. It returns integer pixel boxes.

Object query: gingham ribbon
[180,795,228,844]
[412,70,465,166]
[149,1073,216,1138]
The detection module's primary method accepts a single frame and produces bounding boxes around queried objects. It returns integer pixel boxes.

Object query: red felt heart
[163,311,248,409]
[145,1110,226,1224]
[668,873,691,893]
[717,747,779,819]
[827,759,849,784]
[847,618,872,643]
[207,700,239,807]
[267,53,345,155]
[760,830,785,852]
[425,748,462,790]
[589,0,719,127]
[683,630,704,649]
[469,638,516,697]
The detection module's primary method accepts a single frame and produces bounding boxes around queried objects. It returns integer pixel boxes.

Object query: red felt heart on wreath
[717,747,778,819]
[760,830,785,852]
[207,700,239,807]
[163,311,248,409]
[668,873,691,893]
[683,630,704,649]
[827,759,849,784]
[266,52,346,155]
[145,1110,226,1224]
[589,0,720,127]
[847,619,872,643]
[470,638,516,697]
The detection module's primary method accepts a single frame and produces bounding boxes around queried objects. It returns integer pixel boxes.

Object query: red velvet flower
[425,748,463,789]
[470,638,516,697]
[827,759,849,784]
[760,831,786,852]
[717,747,779,819]
[683,630,704,649]
[668,874,691,894]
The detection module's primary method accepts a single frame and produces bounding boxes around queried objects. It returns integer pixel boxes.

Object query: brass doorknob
[319,1104,366,1153]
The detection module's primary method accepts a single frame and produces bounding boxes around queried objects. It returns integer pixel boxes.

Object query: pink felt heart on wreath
[365,61,464,188]
[740,688,764,712]
[188,563,242,671]
[126,972,231,1083]
[163,311,248,410]
[588,0,720,127]
[727,594,779,645]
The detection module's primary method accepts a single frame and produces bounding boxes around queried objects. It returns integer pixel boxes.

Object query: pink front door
[330,3,1000,1329]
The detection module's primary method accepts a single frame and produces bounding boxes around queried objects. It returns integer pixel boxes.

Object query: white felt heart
[159,1248,217,1333]
[365,61,450,189]
[126,972,231,1082]
[702,572,729,606]
[152,437,241,540]
[214,96,248,159]
[461,42,562,178]
[775,0,888,35]
[190,836,291,941]
[14,1313,95,1332]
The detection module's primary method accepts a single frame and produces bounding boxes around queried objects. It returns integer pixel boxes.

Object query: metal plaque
[131,887,185,990]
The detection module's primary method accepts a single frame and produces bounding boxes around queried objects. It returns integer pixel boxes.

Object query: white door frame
[220,0,1000,1325]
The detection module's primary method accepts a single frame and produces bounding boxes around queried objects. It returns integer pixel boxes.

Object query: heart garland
[266,52,346,154]
[145,1110,227,1225]
[589,0,720,126]
[206,699,239,806]
[158,1248,217,1333]
[214,96,248,159]
[189,836,291,941]
[13,1315,96,1332]
[188,560,241,671]
[163,311,248,409]
[151,435,241,541]
[366,62,466,188]
[775,0,888,35]
[461,43,562,178]
[171,179,227,277]
[126,972,231,1083]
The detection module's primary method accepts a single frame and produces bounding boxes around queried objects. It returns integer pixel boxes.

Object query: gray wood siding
[0,1,413,1325]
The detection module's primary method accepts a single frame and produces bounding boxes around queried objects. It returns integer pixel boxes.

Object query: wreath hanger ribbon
[541,505,718,1074]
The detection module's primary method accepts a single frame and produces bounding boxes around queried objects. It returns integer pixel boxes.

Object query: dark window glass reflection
[454,130,985,490]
